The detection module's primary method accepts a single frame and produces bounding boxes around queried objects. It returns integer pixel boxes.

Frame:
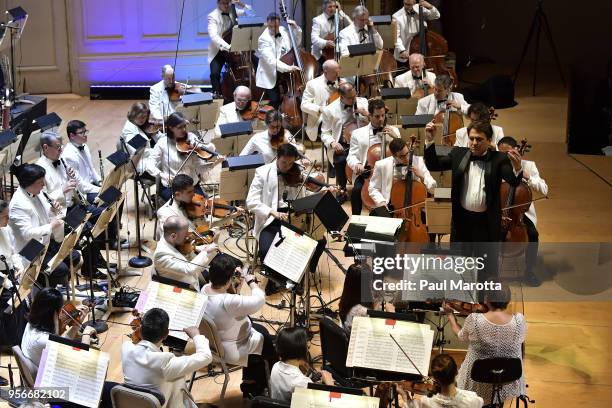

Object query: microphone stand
[119,137,152,269]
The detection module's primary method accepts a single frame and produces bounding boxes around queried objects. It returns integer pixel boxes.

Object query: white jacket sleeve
[161,335,212,381]
[246,169,272,219]
[415,156,437,192]
[223,286,265,316]
[146,140,163,179]
[346,130,361,170]
[424,6,441,20]
[301,81,322,117]
[149,86,164,121]
[368,161,386,207]
[394,17,405,53]
[63,155,100,194]
[240,136,256,156]
[338,31,350,57]
[525,163,548,196]
[373,30,383,50]
[208,15,231,51]
[260,35,293,73]
[311,18,328,50]
[9,206,52,244]
[319,107,335,148]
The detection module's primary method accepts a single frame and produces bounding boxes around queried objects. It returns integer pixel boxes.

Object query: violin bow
[501,195,549,211]
[389,334,426,378]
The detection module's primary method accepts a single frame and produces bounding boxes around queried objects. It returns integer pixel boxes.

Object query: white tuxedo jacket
[320,97,368,165]
[392,5,440,62]
[310,11,352,59]
[119,120,160,174]
[122,336,212,408]
[214,102,243,138]
[454,125,505,149]
[245,162,305,240]
[368,155,436,207]
[8,187,61,252]
[415,92,470,116]
[522,159,548,226]
[346,124,401,183]
[153,237,212,291]
[301,74,335,142]
[338,24,383,56]
[207,5,250,62]
[394,70,436,94]
[149,80,176,121]
[256,26,302,90]
[61,142,101,195]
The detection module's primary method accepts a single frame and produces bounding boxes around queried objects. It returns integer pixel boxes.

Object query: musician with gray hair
[311,1,352,64]
[415,74,470,115]
[338,5,383,57]
[149,64,177,121]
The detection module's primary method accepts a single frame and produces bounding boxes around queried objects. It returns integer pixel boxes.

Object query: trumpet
[60,158,88,206]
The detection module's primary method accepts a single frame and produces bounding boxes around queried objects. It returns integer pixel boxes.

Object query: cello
[388,136,429,243]
[360,125,394,209]
[500,139,532,257]
[432,85,463,146]
[278,0,318,133]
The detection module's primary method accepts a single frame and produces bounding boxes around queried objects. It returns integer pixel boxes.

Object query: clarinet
[98,150,105,181]
[60,158,88,206]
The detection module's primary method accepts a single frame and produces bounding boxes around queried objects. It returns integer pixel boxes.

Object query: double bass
[278,0,318,133]
[388,136,429,243]
[500,139,532,257]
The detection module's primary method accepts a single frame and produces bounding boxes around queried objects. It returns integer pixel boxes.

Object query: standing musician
[255,13,301,109]
[153,216,218,291]
[338,5,383,57]
[454,102,504,149]
[245,144,327,285]
[9,164,76,288]
[392,0,440,63]
[347,99,400,215]
[240,109,295,164]
[213,85,253,138]
[394,53,436,93]
[311,1,352,66]
[149,65,177,122]
[146,112,223,202]
[415,74,469,115]
[320,82,368,196]
[497,136,548,287]
[207,0,252,97]
[122,308,212,408]
[368,137,436,210]
[119,102,160,181]
[301,59,341,143]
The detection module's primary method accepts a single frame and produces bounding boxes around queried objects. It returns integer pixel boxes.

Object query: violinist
[255,12,301,109]
[498,136,548,287]
[146,112,222,202]
[311,1,351,66]
[301,59,341,143]
[392,0,440,63]
[321,82,368,198]
[368,137,436,210]
[270,327,334,402]
[153,216,218,291]
[338,5,383,57]
[207,0,252,97]
[121,308,212,408]
[213,86,253,138]
[245,143,328,293]
[347,98,400,215]
[397,354,484,408]
[119,102,160,180]
[454,102,505,149]
[240,109,295,164]
[394,53,437,94]
[443,283,526,404]
[156,174,197,239]
[416,74,470,116]
[149,65,177,122]
[201,253,275,398]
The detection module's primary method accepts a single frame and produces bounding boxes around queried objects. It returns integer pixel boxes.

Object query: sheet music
[350,215,403,238]
[263,226,318,283]
[346,316,434,376]
[291,387,379,408]
[35,341,109,408]
[136,281,208,341]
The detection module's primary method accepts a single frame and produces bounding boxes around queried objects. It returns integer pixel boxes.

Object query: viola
[166,80,201,102]
[182,194,239,220]
[375,378,441,407]
[175,135,220,161]
[341,108,369,184]
[59,302,83,329]
[500,139,532,257]
[240,101,274,121]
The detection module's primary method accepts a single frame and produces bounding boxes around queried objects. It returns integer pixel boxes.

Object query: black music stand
[471,357,522,407]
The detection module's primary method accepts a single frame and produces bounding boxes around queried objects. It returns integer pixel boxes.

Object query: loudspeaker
[292,191,348,232]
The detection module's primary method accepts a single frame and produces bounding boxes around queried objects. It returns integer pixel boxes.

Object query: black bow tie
[327,80,335,86]
[407,10,417,16]
[343,104,352,110]
[373,127,383,135]
[76,145,85,151]
[413,75,422,80]
[221,12,230,16]
[328,15,335,21]
[52,160,61,167]
[275,33,282,38]
[470,152,489,162]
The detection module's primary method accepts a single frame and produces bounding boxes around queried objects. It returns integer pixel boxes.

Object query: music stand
[370,15,396,52]
[471,358,522,406]
[219,153,263,201]
[14,239,46,308]
[0,7,28,102]
[218,121,253,156]
[381,88,412,125]
[339,45,383,77]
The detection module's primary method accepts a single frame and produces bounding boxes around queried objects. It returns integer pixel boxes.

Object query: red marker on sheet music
[329,392,342,402]
[72,347,81,351]
[173,287,182,293]
[385,319,396,328]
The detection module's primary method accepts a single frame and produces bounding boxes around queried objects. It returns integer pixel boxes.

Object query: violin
[375,378,441,408]
[240,101,274,121]
[130,310,184,343]
[411,69,434,99]
[500,139,532,257]
[59,302,84,329]
[175,135,220,161]
[182,194,240,220]
[166,79,202,102]
[445,299,489,315]
[281,163,340,193]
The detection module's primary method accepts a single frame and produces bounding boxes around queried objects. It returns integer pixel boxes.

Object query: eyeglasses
[75,130,89,136]
[51,144,63,150]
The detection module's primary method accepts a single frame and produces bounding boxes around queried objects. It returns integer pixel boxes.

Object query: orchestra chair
[187,314,241,400]
[152,174,167,240]
[319,317,368,390]
[471,357,524,407]
[137,175,156,221]
[110,384,165,408]
[11,346,37,389]
[252,396,291,408]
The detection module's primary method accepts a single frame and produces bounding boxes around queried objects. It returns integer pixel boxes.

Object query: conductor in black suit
[424,120,523,281]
